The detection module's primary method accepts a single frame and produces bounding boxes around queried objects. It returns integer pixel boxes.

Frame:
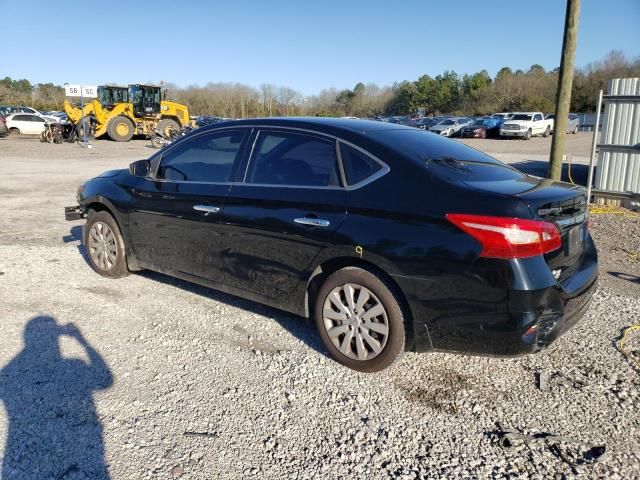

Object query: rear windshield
[371,128,525,182]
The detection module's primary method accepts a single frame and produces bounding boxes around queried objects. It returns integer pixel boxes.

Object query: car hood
[503,120,530,127]
[430,125,451,131]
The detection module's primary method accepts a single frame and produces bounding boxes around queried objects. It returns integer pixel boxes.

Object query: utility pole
[548,0,581,180]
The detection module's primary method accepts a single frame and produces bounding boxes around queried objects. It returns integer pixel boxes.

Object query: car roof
[196,116,417,136]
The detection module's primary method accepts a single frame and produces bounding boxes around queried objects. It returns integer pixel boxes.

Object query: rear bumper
[398,238,598,356]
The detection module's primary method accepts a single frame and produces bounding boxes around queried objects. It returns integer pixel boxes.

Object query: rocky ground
[0,135,638,479]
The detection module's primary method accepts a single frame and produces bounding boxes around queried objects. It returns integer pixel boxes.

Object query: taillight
[446,213,561,259]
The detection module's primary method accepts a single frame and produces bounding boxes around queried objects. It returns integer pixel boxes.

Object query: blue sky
[1,0,638,95]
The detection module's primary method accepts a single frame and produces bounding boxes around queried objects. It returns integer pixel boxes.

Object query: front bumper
[461,130,483,138]
[65,205,85,221]
[500,129,527,137]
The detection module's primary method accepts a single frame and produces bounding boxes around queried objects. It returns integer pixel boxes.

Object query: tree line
[1,50,637,117]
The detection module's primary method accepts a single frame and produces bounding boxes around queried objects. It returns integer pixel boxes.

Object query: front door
[128,128,250,281]
[218,129,347,300]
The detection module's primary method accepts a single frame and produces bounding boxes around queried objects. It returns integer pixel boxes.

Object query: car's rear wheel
[314,267,406,372]
[543,126,550,137]
[84,211,129,278]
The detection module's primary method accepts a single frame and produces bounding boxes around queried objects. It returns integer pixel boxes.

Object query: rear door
[127,128,251,280]
[218,128,347,300]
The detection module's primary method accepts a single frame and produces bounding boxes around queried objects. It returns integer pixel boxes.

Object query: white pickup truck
[499,112,554,140]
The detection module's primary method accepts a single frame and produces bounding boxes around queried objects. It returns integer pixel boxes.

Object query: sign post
[64,84,97,148]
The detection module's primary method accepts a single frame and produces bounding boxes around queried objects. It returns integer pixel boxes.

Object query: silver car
[429,117,473,137]
[546,113,581,134]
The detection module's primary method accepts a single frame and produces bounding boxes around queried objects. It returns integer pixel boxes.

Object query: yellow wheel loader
[64,84,190,142]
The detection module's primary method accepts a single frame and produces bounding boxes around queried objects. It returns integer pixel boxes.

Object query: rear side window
[13,115,29,121]
[157,130,247,182]
[246,131,340,187]
[339,143,383,186]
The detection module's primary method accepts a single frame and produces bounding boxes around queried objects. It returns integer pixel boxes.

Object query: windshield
[512,114,533,121]
[439,119,455,125]
[471,120,487,126]
[98,87,128,105]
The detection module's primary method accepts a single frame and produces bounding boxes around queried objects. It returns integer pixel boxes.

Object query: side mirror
[129,159,151,178]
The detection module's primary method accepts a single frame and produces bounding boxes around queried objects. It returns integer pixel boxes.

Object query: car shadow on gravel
[608,271,640,284]
[512,160,590,186]
[137,270,329,357]
[0,316,112,479]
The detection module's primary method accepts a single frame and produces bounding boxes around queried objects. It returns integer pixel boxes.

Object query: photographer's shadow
[0,316,112,479]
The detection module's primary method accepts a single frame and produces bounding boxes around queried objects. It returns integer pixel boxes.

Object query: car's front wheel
[84,210,129,278]
[314,267,406,372]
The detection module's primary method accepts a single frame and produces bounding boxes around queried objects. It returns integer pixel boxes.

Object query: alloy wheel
[88,221,117,271]
[322,283,389,361]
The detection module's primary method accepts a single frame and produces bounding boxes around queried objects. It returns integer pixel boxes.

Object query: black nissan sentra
[65,118,597,372]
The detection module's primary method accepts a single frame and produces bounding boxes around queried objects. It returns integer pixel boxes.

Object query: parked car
[413,117,443,130]
[387,116,411,125]
[5,113,54,135]
[0,115,8,137]
[491,112,514,121]
[65,118,597,372]
[460,117,503,138]
[429,117,473,137]
[546,114,580,134]
[500,112,554,139]
[10,106,41,115]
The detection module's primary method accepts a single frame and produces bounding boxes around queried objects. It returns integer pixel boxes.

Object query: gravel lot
[1,134,639,479]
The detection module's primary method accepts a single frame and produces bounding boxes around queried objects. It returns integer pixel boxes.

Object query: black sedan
[65,118,597,372]
[460,117,503,138]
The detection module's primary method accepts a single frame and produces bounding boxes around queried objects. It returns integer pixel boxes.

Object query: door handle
[294,217,330,227]
[193,204,221,214]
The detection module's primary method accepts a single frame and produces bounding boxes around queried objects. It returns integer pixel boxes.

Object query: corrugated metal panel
[594,78,640,197]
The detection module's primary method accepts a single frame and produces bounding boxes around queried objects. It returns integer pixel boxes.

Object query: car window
[13,115,28,121]
[246,131,340,187]
[339,143,383,186]
[32,116,45,122]
[157,130,247,182]
[533,114,543,121]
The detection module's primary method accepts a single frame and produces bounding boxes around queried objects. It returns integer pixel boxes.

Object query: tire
[158,118,180,138]
[543,126,550,138]
[83,210,129,278]
[525,129,532,140]
[9,128,20,135]
[573,125,578,134]
[107,116,134,142]
[314,267,406,372]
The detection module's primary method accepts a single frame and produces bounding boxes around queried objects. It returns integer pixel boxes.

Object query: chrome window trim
[336,140,390,190]
[148,124,391,190]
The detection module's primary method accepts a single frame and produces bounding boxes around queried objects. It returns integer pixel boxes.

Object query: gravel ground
[1,135,639,479]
